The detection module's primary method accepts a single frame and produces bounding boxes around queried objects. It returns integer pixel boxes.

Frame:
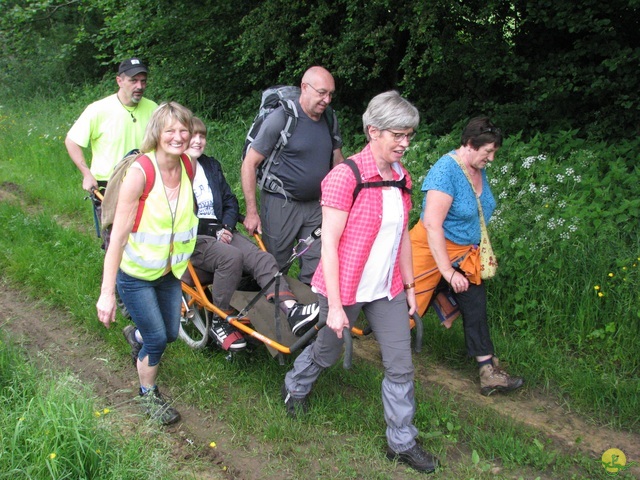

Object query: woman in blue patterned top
[410,116,524,397]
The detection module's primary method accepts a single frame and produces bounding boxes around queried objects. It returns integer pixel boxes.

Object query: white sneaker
[288,302,320,336]
[210,320,246,351]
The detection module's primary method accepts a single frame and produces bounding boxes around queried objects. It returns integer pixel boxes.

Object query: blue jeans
[117,270,182,366]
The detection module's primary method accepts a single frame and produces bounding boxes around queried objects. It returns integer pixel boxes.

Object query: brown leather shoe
[479,358,524,396]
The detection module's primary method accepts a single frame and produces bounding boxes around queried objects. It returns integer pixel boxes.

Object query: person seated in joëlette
[184,117,320,351]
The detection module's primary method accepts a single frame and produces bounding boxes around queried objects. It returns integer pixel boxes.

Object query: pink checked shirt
[311,143,413,305]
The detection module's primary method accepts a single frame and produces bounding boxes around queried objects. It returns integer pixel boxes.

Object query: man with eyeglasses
[242,66,344,285]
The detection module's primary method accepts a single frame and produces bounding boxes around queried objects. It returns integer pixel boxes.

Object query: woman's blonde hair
[191,116,207,136]
[141,101,193,152]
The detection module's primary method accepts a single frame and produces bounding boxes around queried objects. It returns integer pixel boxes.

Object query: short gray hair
[362,91,419,141]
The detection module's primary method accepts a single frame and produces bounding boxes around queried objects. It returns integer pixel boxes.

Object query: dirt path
[1,183,639,478]
[0,283,271,479]
[2,283,639,478]
[356,335,640,476]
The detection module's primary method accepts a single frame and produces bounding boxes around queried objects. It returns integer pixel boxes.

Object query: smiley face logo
[601,448,627,474]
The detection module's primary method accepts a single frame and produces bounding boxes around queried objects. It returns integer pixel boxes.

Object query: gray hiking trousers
[284,292,420,452]
[260,192,322,285]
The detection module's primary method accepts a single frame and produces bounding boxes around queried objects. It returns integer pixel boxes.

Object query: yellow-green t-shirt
[66,94,158,181]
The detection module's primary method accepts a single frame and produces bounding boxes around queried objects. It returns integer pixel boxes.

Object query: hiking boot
[281,383,309,418]
[138,386,181,425]
[210,319,246,351]
[288,302,320,337]
[122,325,142,367]
[386,444,438,473]
[479,358,524,396]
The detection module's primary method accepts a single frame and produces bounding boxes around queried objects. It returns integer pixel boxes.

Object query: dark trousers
[451,281,494,358]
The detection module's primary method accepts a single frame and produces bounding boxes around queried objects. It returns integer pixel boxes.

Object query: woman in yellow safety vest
[97,101,198,425]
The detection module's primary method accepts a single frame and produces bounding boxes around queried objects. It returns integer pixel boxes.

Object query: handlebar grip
[411,311,423,353]
[343,327,352,370]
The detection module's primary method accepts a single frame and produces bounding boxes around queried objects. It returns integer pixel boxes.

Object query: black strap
[343,158,412,205]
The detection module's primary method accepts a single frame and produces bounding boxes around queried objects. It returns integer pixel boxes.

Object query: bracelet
[449,270,456,284]
[404,282,415,290]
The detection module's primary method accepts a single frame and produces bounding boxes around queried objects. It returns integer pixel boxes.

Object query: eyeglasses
[385,130,416,143]
[305,83,334,100]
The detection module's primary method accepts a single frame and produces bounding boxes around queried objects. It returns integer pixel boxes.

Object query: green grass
[0,96,637,478]
[0,331,180,479]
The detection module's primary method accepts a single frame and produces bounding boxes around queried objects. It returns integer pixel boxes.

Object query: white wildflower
[522,156,535,169]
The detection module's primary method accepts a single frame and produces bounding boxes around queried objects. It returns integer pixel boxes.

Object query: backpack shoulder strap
[343,158,412,206]
[279,98,298,145]
[180,153,195,182]
[343,158,363,205]
[324,106,342,169]
[323,106,341,144]
[256,99,299,197]
[131,154,157,232]
[136,154,156,198]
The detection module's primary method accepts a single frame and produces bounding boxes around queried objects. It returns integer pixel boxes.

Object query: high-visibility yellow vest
[120,151,197,280]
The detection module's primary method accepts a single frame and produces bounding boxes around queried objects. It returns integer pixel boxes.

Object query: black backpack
[241,85,341,198]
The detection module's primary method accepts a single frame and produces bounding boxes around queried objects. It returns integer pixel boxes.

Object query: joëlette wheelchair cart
[179,226,357,366]
[179,223,424,367]
[89,189,423,367]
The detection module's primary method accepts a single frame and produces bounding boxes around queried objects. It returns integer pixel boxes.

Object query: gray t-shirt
[250,99,342,201]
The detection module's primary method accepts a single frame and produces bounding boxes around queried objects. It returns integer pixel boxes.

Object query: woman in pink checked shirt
[281,91,438,474]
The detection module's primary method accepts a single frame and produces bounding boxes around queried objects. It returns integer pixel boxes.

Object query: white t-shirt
[356,186,404,302]
[192,161,217,219]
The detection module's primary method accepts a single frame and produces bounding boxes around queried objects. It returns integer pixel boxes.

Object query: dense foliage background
[0,4,639,476]
[1,0,639,434]
[1,0,639,140]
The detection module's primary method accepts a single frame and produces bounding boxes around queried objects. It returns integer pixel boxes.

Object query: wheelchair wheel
[178,293,211,349]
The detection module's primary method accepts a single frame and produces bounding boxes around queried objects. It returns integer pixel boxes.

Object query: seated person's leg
[190,236,242,311]
[230,233,320,336]
[188,235,246,351]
